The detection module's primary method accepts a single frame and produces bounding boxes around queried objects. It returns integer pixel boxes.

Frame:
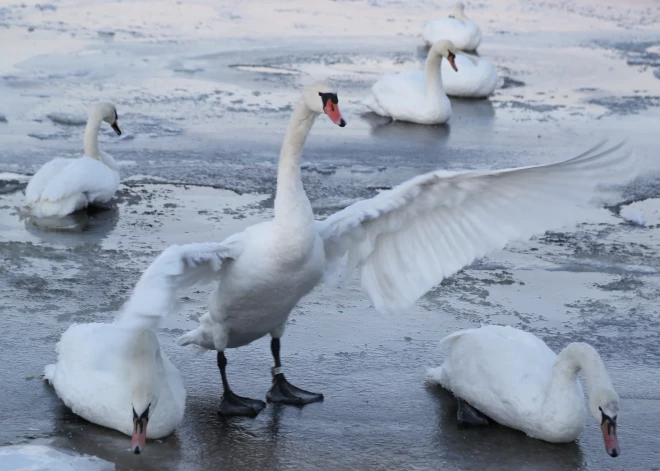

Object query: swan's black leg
[266,338,323,405]
[456,397,490,427]
[217,351,265,417]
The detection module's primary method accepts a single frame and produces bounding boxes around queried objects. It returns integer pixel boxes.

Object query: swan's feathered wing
[317,142,636,313]
[24,158,73,202]
[118,236,245,330]
[366,70,427,120]
[25,156,119,217]
[37,157,119,203]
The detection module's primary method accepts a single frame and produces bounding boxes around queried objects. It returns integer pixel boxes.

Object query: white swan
[362,41,458,125]
[427,325,621,457]
[441,52,499,98]
[422,2,482,52]
[23,103,121,219]
[123,80,634,417]
[44,246,188,455]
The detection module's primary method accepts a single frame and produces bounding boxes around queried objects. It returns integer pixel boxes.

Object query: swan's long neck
[545,343,613,413]
[425,51,445,97]
[83,115,103,159]
[273,98,317,245]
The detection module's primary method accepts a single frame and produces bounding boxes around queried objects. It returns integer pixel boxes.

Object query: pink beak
[324,100,346,127]
[601,418,620,458]
[131,417,148,454]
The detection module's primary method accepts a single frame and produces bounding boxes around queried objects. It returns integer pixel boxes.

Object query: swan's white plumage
[363,41,456,125]
[44,324,185,439]
[317,141,636,313]
[144,139,635,355]
[364,69,452,124]
[44,242,189,441]
[428,325,618,444]
[24,103,121,218]
[25,155,119,218]
[422,3,482,51]
[441,53,499,98]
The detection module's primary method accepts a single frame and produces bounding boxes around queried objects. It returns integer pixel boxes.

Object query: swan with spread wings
[130,82,635,417]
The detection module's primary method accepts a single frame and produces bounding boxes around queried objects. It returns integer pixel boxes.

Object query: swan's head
[128,330,162,455]
[590,387,620,458]
[91,102,121,136]
[302,81,346,127]
[431,40,458,72]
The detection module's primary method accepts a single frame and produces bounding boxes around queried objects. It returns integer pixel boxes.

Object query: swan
[427,325,621,457]
[44,246,188,455]
[124,79,634,417]
[422,2,482,52]
[441,52,499,98]
[23,102,121,219]
[362,41,458,125]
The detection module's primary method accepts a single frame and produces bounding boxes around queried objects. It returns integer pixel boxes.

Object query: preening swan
[44,247,188,455]
[428,325,621,457]
[23,102,121,219]
[131,80,634,418]
[362,41,458,125]
[441,52,499,98]
[422,2,482,52]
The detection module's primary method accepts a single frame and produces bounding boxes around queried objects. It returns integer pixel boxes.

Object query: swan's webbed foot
[218,390,266,417]
[456,397,490,427]
[216,350,265,417]
[267,373,324,405]
[266,337,323,406]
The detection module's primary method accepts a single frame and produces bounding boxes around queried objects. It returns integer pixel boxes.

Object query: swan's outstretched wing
[117,235,244,330]
[317,141,636,313]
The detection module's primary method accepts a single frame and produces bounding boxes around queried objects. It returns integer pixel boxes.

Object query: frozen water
[0,0,659,470]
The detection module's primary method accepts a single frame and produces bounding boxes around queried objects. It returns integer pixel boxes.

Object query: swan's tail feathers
[439,328,475,348]
[191,345,209,357]
[44,364,56,382]
[425,366,446,385]
[178,328,209,354]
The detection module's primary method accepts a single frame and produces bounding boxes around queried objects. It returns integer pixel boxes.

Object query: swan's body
[422,2,482,52]
[442,52,499,98]
[45,246,188,454]
[132,80,634,416]
[363,41,458,125]
[24,103,121,218]
[428,325,621,456]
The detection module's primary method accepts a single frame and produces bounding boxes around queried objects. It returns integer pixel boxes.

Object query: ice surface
[0,445,114,471]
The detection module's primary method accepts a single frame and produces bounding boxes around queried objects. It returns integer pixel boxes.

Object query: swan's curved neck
[425,51,445,96]
[546,342,613,408]
[83,115,104,159]
[273,98,317,234]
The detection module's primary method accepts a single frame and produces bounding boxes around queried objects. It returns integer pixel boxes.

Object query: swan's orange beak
[601,415,619,458]
[131,415,148,454]
[447,52,458,72]
[324,100,346,127]
[111,119,122,136]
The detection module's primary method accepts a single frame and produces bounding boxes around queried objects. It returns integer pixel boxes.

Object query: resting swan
[44,247,188,455]
[422,2,482,52]
[441,52,499,98]
[128,80,634,417]
[362,41,458,125]
[23,103,121,219]
[428,325,620,457]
